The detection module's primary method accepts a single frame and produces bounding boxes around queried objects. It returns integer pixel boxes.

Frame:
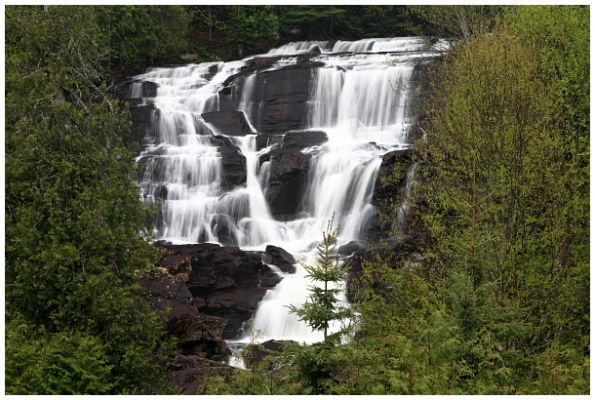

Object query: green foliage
[278,6,345,38]
[6,315,113,394]
[200,342,305,395]
[5,5,175,394]
[226,6,279,56]
[408,4,589,393]
[184,5,437,61]
[407,5,503,39]
[96,5,191,74]
[5,4,588,395]
[288,220,353,343]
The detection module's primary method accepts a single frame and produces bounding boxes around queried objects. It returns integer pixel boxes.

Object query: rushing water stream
[131,37,449,344]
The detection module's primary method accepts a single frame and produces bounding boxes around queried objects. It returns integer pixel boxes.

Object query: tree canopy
[6,6,175,394]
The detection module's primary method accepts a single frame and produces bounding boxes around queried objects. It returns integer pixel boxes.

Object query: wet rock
[218,86,232,96]
[202,110,253,136]
[338,240,369,256]
[166,313,230,361]
[127,102,157,152]
[305,45,322,57]
[113,78,159,101]
[217,60,324,134]
[141,276,197,318]
[249,63,323,134]
[139,81,158,98]
[159,243,211,274]
[210,214,237,246]
[255,133,270,150]
[266,148,311,220]
[263,245,297,273]
[247,55,283,68]
[193,115,216,136]
[256,133,284,151]
[208,135,247,189]
[364,148,415,242]
[282,130,327,149]
[159,243,283,339]
[152,184,168,200]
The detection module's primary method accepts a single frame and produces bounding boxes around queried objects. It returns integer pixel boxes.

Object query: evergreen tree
[288,219,353,343]
[5,6,175,394]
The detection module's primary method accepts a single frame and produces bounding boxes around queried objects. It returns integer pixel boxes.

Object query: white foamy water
[133,37,448,344]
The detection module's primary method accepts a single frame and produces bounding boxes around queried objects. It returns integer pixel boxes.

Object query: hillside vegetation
[5,5,589,394]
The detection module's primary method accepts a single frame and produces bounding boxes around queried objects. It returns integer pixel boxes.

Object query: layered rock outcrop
[149,243,295,341]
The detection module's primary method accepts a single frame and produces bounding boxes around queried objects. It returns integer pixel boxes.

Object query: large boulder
[338,240,369,256]
[141,272,232,363]
[141,276,197,318]
[159,243,283,339]
[256,130,328,219]
[253,63,322,134]
[255,133,284,151]
[112,78,158,100]
[262,245,296,273]
[208,135,247,190]
[202,110,253,136]
[167,313,230,361]
[282,130,327,149]
[127,102,157,152]
[210,214,237,246]
[265,148,311,220]
[221,63,323,134]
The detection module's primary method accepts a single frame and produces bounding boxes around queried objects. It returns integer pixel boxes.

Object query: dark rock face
[202,110,253,136]
[141,273,231,365]
[112,78,158,100]
[141,276,197,318]
[360,148,414,242]
[257,130,327,219]
[266,148,311,219]
[256,133,284,151]
[282,130,327,149]
[152,184,168,200]
[254,64,318,134]
[127,103,157,152]
[210,214,237,246]
[159,243,283,339]
[167,313,230,362]
[263,245,297,273]
[338,240,369,256]
[193,115,216,136]
[207,135,247,189]
[237,63,322,135]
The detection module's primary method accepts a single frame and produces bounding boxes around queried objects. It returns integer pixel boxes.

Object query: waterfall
[235,135,278,247]
[133,37,449,344]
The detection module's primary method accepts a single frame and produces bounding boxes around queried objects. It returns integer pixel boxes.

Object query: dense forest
[5,5,589,394]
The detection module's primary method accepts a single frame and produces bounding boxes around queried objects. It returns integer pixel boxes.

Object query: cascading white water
[133,37,449,344]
